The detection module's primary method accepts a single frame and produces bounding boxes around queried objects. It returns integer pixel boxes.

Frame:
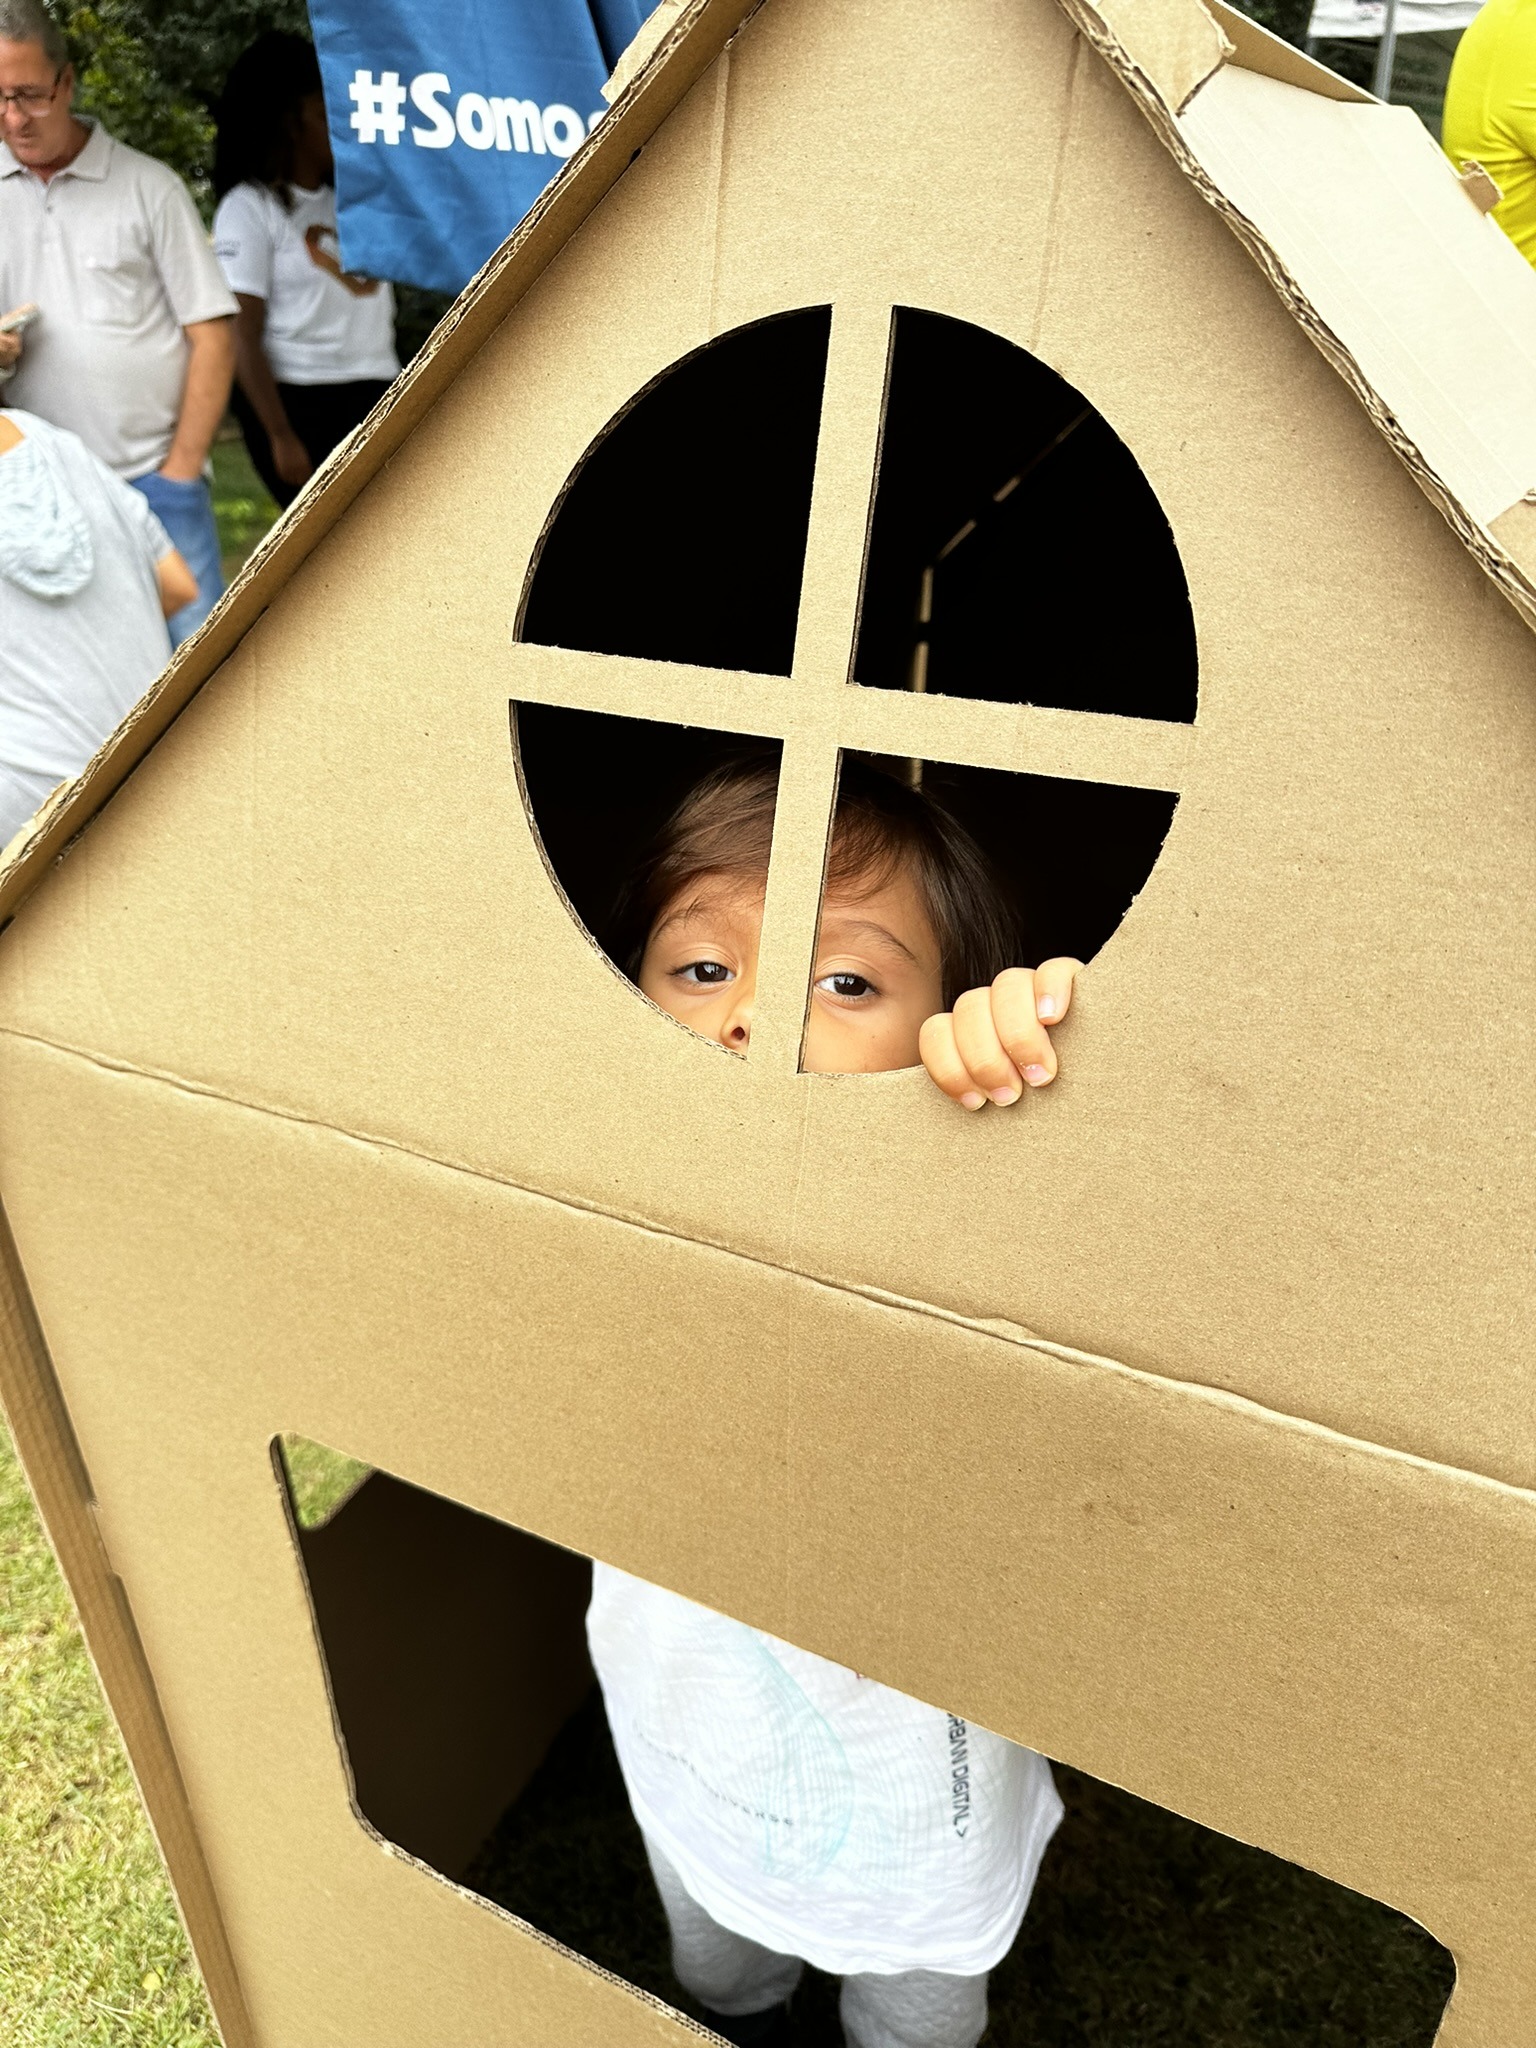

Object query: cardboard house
[4,0,1536,2039]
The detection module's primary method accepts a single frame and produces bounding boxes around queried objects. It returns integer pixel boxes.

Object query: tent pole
[1372,0,1402,98]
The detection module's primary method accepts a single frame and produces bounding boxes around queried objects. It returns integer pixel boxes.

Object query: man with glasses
[0,0,236,644]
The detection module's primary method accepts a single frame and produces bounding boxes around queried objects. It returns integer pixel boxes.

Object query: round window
[513,305,1195,1050]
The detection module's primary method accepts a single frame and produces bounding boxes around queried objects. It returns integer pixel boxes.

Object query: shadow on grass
[464,1691,1454,2047]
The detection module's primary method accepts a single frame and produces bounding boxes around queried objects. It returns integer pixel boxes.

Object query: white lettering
[409,72,456,149]
[490,95,545,154]
[369,75,585,158]
[542,103,585,158]
[348,70,407,146]
[455,91,496,150]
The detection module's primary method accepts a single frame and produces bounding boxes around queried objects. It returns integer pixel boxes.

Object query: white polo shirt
[0,122,237,478]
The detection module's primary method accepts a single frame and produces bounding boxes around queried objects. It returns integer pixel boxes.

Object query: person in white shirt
[0,408,196,849]
[586,758,1081,2048]
[0,0,237,646]
[212,33,399,511]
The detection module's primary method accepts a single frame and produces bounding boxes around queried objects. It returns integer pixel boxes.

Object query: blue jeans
[130,470,224,646]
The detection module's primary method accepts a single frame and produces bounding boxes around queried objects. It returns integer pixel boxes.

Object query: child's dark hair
[610,755,1022,1008]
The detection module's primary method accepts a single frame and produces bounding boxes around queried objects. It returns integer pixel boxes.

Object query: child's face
[638,864,945,1073]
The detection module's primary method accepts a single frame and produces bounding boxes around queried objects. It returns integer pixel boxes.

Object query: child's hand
[918,960,1082,1109]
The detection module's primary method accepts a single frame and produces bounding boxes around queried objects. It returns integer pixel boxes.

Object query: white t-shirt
[0,124,238,478]
[213,182,399,386]
[587,1563,1064,1977]
[0,411,173,849]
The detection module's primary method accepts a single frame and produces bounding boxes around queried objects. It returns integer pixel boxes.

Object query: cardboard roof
[4,0,1536,928]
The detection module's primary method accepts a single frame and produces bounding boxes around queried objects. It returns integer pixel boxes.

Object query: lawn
[0,1421,217,2047]
[210,431,280,585]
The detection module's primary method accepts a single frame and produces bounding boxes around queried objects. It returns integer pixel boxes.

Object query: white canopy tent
[1307,0,1481,98]
[1309,0,1480,33]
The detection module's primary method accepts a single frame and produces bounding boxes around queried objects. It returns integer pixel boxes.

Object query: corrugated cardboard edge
[1204,0,1372,102]
[0,0,765,934]
[1086,0,1234,113]
[1054,0,1536,641]
[0,1201,255,2048]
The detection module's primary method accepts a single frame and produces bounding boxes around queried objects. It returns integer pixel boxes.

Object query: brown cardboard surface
[1076,0,1232,112]
[1,1033,1531,2040]
[2,0,1535,2039]
[2,0,1535,1479]
[0,1206,255,2048]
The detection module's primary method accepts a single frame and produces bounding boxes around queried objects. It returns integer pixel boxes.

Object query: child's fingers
[989,968,1057,1088]
[1033,956,1083,1026]
[918,1012,989,1110]
[951,985,1025,1104]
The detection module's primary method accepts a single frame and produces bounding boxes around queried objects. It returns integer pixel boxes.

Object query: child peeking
[587,758,1079,2048]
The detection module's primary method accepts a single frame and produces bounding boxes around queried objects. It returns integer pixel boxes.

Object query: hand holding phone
[0,304,37,379]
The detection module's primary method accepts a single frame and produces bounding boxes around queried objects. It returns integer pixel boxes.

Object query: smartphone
[0,304,39,335]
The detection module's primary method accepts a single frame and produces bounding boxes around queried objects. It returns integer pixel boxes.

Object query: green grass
[0,1420,217,2047]
[278,1436,374,1531]
[209,433,280,585]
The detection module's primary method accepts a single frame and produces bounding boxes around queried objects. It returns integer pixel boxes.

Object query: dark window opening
[277,1439,1454,2048]
[514,702,781,985]
[836,753,1179,973]
[518,309,832,676]
[854,309,1198,721]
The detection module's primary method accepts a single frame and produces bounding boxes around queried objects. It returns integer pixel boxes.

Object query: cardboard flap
[1489,495,1536,580]
[1203,0,1371,102]
[1177,66,1536,530]
[1458,158,1504,215]
[1057,0,1232,114]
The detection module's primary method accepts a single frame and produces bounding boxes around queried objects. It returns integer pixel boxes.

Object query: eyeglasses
[0,71,64,114]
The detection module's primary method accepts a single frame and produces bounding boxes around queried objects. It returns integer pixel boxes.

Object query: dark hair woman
[212,32,399,508]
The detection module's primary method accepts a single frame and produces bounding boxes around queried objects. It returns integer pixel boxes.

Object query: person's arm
[231,293,312,489]
[154,547,198,618]
[158,316,235,482]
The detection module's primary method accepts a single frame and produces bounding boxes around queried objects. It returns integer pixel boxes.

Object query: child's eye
[677,959,735,987]
[817,972,877,1001]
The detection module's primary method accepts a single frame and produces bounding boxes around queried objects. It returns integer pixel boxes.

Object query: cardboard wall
[2,0,1536,2039]
[1,0,1533,1483]
[0,1038,1527,2042]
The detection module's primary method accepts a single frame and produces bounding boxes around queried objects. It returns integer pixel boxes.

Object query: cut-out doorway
[854,309,1199,721]
[276,1438,1455,2048]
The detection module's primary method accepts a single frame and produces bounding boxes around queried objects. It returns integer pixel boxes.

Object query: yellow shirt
[1443,0,1536,268]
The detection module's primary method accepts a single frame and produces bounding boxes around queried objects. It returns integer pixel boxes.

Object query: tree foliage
[56,0,308,213]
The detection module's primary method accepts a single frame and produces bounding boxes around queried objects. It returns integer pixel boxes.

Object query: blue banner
[308,0,652,296]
